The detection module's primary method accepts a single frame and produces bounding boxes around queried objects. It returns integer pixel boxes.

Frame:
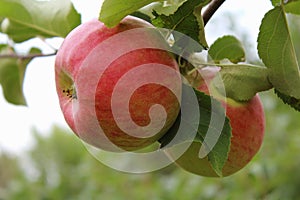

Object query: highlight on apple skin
[55,16,181,152]
[165,67,265,177]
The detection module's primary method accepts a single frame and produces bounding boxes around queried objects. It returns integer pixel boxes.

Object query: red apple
[55,16,181,152]
[165,67,265,177]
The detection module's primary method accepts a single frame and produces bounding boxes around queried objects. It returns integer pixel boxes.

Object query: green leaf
[152,0,211,50]
[285,0,300,15]
[1,18,52,43]
[99,0,158,27]
[207,117,231,177]
[0,45,41,105]
[208,35,246,64]
[271,0,281,6]
[158,84,204,148]
[143,0,187,16]
[159,83,231,176]
[0,0,81,40]
[193,87,231,176]
[275,89,300,111]
[211,64,273,101]
[257,6,300,99]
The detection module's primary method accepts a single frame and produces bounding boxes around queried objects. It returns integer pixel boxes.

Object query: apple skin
[55,16,181,151]
[166,67,265,177]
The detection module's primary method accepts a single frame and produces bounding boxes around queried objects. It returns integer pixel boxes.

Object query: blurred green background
[1,9,300,200]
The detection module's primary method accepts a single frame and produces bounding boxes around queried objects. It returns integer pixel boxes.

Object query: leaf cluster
[0,0,81,105]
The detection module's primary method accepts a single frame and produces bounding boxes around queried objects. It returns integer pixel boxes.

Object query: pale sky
[0,0,272,154]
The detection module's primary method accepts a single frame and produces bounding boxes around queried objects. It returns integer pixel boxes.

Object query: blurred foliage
[0,89,299,199]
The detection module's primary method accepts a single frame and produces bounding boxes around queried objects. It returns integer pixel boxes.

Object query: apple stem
[202,0,227,26]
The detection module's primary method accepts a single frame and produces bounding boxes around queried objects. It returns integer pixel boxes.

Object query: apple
[165,67,265,177]
[55,16,181,151]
